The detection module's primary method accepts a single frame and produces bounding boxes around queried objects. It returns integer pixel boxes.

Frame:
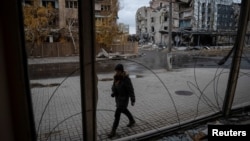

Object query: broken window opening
[151,17,154,22]
[42,1,56,8]
[65,0,78,8]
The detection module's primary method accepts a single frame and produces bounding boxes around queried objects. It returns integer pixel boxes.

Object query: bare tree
[65,11,78,54]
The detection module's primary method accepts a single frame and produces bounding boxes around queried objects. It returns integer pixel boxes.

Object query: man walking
[108,64,136,138]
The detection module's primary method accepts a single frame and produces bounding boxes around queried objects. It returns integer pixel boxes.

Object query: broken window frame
[65,0,78,8]
[1,0,97,141]
[42,1,56,8]
[151,17,154,22]
[1,0,250,141]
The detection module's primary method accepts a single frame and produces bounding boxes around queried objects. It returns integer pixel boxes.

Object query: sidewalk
[28,53,140,65]
[29,57,250,141]
[28,56,80,65]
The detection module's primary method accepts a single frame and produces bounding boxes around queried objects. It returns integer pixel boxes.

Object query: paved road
[28,48,250,79]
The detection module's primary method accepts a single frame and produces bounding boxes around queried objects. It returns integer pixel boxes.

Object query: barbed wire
[34,47,250,141]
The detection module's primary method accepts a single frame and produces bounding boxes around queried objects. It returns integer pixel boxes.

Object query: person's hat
[115,64,124,71]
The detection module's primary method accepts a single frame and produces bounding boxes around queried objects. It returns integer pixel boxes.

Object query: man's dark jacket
[111,74,135,108]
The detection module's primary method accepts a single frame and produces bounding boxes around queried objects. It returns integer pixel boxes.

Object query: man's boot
[108,128,116,138]
[127,120,135,127]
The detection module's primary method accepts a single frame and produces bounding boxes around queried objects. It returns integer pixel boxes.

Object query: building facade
[136,0,241,47]
[22,0,135,56]
[136,0,179,46]
[22,0,120,29]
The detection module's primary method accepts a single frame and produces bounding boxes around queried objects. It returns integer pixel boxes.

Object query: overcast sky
[118,0,150,34]
[118,0,242,35]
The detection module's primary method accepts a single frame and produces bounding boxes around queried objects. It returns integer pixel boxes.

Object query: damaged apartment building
[22,0,128,35]
[22,0,126,32]
[136,0,179,46]
[136,0,245,47]
[22,0,129,56]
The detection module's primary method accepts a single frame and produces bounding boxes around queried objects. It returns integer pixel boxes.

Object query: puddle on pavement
[129,75,143,78]
[99,75,143,81]
[175,90,193,96]
[99,78,113,81]
[28,62,80,79]
[30,83,60,88]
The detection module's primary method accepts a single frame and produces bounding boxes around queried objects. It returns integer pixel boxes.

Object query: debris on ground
[96,48,109,58]
[155,111,250,141]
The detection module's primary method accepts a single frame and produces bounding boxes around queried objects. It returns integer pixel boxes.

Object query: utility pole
[222,0,250,117]
[197,1,200,46]
[210,0,215,31]
[166,0,172,71]
[168,0,172,53]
